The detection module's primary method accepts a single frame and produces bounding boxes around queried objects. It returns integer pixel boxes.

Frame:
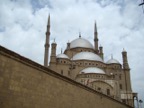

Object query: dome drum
[69,47,94,52]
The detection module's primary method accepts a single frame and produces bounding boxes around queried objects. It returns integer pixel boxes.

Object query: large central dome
[72,52,103,62]
[70,37,93,49]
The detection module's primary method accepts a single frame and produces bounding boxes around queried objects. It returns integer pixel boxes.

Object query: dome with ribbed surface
[106,58,120,64]
[57,54,69,59]
[70,37,93,49]
[80,67,105,74]
[71,52,103,62]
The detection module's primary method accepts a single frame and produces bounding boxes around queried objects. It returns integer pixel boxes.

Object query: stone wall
[0,46,133,108]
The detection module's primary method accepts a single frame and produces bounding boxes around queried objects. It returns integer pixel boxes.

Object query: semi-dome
[80,67,105,74]
[57,54,69,59]
[106,58,120,64]
[72,52,103,62]
[70,37,93,49]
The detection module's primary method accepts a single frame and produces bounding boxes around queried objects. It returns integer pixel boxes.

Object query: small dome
[72,52,103,62]
[106,58,120,64]
[80,67,105,74]
[70,37,93,49]
[57,54,69,59]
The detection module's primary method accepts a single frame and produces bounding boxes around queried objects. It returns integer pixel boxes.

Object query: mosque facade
[44,15,137,107]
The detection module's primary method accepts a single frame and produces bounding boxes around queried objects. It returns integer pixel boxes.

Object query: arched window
[61,70,63,75]
[107,89,110,95]
[119,74,121,80]
[119,84,122,89]
[113,75,115,78]
[68,71,70,76]
[98,87,101,91]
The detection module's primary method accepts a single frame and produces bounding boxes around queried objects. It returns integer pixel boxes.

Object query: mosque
[43,15,137,107]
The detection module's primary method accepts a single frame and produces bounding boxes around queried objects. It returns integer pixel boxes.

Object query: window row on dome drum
[58,60,70,64]
[79,74,105,79]
[107,65,121,69]
[73,61,106,68]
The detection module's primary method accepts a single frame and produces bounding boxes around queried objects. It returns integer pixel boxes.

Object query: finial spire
[123,48,126,52]
[79,32,81,38]
[111,54,113,59]
[61,48,63,54]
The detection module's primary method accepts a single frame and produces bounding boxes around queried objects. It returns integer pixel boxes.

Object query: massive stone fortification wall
[0,46,133,108]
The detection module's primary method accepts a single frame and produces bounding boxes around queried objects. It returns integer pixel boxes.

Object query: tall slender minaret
[99,45,103,60]
[49,40,57,69]
[122,49,132,102]
[94,21,99,53]
[44,14,50,67]
[122,49,130,69]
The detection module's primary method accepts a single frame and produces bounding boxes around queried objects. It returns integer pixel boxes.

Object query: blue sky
[0,0,144,107]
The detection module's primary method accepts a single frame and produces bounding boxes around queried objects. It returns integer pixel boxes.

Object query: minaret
[122,49,129,69]
[50,40,57,65]
[122,49,132,104]
[66,41,70,50]
[99,45,104,60]
[94,21,99,54]
[44,14,50,67]
[49,40,57,69]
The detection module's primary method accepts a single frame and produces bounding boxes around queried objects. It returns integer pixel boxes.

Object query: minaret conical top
[94,21,97,33]
[48,14,50,26]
